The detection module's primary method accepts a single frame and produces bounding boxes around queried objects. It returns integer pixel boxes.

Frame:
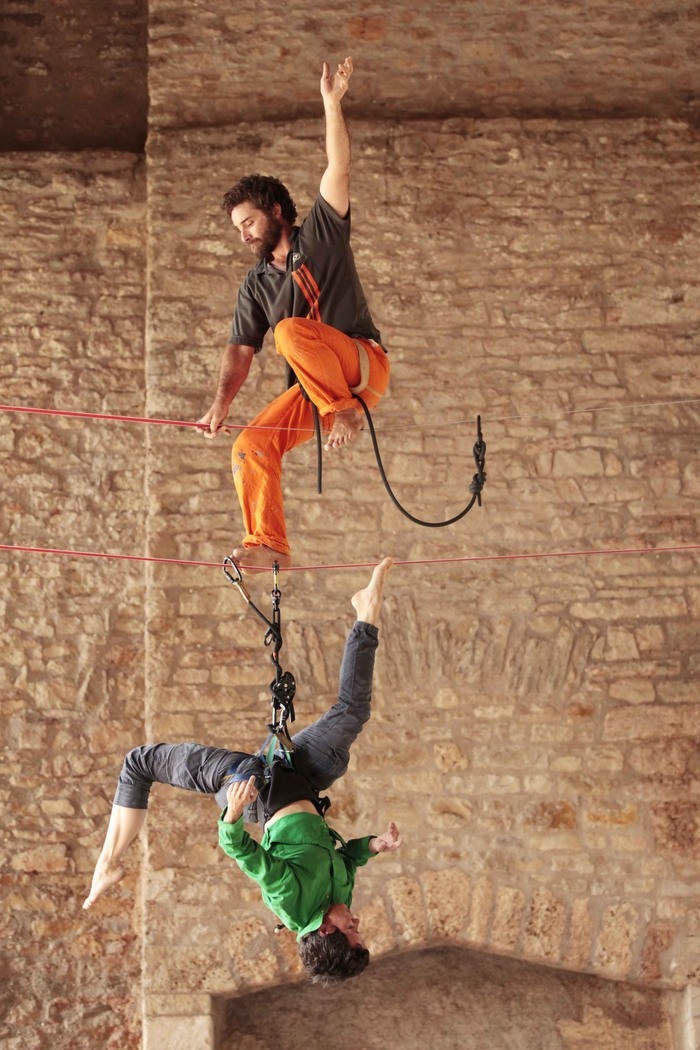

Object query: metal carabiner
[222,554,253,605]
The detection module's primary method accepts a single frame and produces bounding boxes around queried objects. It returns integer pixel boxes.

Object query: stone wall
[1,48,699,1050]
[147,0,700,125]
[0,154,147,1049]
[141,115,700,1046]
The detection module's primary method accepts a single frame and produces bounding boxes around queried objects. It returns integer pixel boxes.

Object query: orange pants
[232,317,390,555]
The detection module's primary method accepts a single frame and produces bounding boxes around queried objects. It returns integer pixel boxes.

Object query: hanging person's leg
[273,317,390,451]
[82,743,257,910]
[291,558,393,792]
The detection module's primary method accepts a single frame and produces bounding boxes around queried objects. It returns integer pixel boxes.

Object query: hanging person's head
[297,903,369,985]
[298,933,370,985]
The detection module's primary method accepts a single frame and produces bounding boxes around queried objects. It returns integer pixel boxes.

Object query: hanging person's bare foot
[351,557,394,626]
[83,858,126,909]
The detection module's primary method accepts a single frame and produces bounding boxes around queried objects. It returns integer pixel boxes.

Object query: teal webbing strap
[260,732,294,768]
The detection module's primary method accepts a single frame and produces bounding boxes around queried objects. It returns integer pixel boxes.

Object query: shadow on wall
[213,945,677,1050]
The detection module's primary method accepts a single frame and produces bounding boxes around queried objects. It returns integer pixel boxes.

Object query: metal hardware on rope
[222,556,296,753]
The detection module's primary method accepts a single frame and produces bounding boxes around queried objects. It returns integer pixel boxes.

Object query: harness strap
[260,731,294,769]
[349,339,384,399]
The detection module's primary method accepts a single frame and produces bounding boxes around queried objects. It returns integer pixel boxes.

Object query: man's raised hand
[320,56,353,103]
[369,821,404,854]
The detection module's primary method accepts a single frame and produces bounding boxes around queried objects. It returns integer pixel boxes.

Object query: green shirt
[218,810,374,940]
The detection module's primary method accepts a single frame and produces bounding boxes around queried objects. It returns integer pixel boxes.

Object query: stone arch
[212,945,678,1050]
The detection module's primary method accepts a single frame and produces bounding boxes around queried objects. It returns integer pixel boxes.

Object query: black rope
[222,557,296,747]
[312,403,322,494]
[355,396,487,527]
[293,373,323,494]
[296,369,485,517]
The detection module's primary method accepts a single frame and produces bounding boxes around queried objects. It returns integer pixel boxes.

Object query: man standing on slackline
[196,56,389,571]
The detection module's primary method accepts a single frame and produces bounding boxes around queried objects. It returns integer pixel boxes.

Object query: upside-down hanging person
[195,56,389,572]
[83,558,402,986]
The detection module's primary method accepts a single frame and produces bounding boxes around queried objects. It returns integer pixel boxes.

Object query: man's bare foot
[82,860,125,910]
[324,408,364,451]
[351,557,394,627]
[232,545,292,575]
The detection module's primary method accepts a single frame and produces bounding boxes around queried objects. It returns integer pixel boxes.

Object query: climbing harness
[222,556,296,760]
[221,554,332,849]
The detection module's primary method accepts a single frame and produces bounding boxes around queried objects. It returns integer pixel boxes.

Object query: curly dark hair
[298,929,370,987]
[222,174,297,225]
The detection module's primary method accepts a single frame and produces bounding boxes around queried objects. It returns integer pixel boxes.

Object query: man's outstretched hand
[369,821,403,854]
[320,56,353,103]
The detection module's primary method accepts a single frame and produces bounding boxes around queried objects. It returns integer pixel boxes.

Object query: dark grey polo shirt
[228,193,381,350]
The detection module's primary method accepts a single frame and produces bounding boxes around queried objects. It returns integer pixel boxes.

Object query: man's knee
[232,430,266,468]
[122,746,146,778]
[114,747,152,809]
[274,316,317,356]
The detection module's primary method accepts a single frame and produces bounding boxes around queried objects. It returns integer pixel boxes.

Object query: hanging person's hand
[369,821,404,854]
[223,776,259,823]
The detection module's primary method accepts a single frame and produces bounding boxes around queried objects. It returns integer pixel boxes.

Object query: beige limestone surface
[1,4,699,1047]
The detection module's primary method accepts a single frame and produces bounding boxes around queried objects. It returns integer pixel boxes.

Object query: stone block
[565,898,594,970]
[552,448,605,477]
[604,705,700,741]
[387,876,428,944]
[145,1014,213,1050]
[523,887,567,962]
[11,844,69,873]
[433,741,469,772]
[583,803,637,827]
[361,895,396,956]
[491,886,525,951]
[595,902,640,976]
[649,801,700,857]
[467,878,494,945]
[609,678,656,704]
[422,868,471,939]
[523,800,577,831]
[639,922,677,982]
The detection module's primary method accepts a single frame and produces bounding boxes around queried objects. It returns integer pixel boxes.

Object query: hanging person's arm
[319,56,353,219]
[218,776,287,882]
[341,821,404,867]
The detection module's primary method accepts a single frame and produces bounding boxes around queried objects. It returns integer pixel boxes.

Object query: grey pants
[113,621,378,814]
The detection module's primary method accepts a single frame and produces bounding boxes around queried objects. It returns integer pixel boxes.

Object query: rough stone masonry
[1,3,699,1047]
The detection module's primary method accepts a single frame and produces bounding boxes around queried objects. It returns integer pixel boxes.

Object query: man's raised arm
[319,56,353,219]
